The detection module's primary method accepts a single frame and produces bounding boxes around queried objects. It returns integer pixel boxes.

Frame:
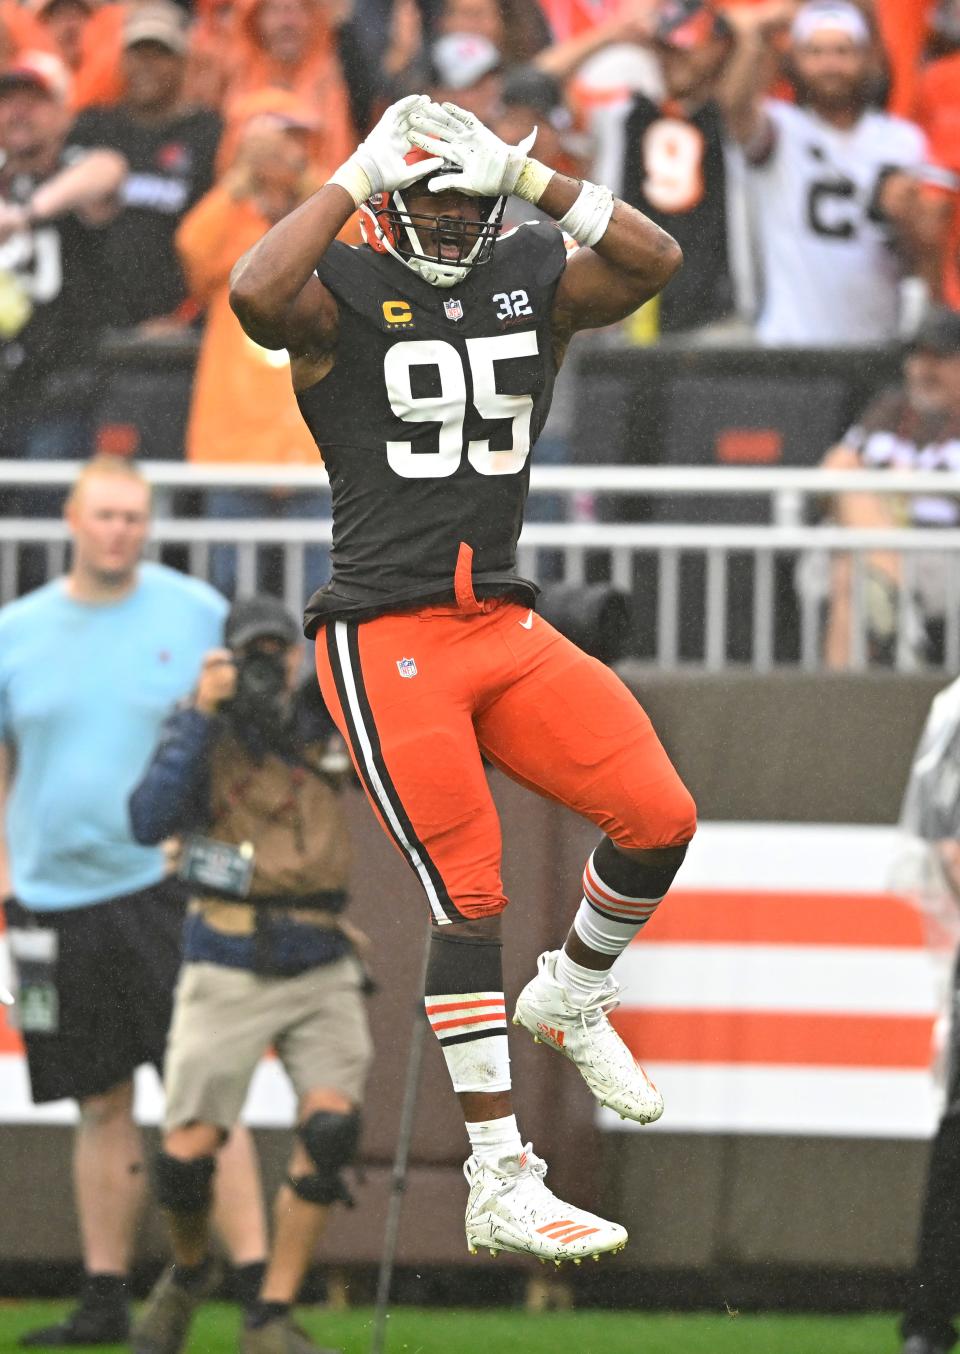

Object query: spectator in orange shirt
[182,0,242,111]
[26,0,127,111]
[30,0,95,76]
[177,93,332,600]
[218,0,355,176]
[0,0,54,66]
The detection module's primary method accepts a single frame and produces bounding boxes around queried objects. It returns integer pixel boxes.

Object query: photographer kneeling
[128,597,372,1354]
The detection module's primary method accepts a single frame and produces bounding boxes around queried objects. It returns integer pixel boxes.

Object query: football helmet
[358,147,505,288]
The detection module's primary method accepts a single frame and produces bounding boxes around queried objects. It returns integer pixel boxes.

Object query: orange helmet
[358,146,505,288]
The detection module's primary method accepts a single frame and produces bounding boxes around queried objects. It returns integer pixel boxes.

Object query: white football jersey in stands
[747,100,926,346]
[845,389,960,526]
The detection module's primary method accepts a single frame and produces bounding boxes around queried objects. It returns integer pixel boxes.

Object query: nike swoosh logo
[520,611,534,630]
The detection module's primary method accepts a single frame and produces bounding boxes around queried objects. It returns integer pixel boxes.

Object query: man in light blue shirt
[0,535,225,910]
[0,456,266,1346]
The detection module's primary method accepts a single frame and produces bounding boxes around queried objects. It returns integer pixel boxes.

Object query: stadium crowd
[0,0,958,456]
[0,0,958,666]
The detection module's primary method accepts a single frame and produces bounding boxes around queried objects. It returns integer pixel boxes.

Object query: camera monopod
[369,926,432,1354]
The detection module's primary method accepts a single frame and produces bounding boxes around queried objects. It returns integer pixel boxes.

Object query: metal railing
[3,461,960,673]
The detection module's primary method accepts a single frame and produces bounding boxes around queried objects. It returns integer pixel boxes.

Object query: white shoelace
[572,982,622,1031]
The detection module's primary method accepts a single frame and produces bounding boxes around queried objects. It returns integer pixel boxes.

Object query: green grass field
[0,1304,902,1354]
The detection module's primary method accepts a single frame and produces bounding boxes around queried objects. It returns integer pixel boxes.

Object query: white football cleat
[464,1144,627,1263]
[513,950,664,1124]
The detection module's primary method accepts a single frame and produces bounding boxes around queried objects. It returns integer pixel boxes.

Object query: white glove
[407,101,552,202]
[328,95,444,207]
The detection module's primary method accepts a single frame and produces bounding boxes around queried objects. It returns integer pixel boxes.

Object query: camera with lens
[232,646,288,716]
[226,644,292,755]
[223,596,301,753]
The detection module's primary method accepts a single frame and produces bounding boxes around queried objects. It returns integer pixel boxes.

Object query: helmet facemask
[359,153,506,288]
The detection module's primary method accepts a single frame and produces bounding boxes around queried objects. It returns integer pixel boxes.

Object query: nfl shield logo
[443,298,463,322]
[397,657,418,678]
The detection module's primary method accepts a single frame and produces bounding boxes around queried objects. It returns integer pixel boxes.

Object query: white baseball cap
[123,1,188,54]
[791,1,871,46]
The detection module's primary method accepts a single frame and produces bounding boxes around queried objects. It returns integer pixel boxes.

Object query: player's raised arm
[229,95,443,355]
[542,181,681,339]
[406,100,682,342]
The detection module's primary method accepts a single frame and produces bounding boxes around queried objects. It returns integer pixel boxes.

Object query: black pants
[903,949,960,1349]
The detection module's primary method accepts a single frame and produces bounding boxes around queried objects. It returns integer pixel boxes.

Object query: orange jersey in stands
[914,52,960,309]
[875,0,936,118]
[176,186,323,466]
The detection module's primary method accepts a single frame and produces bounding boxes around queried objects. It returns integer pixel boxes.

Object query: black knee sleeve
[424,928,503,999]
[594,836,688,900]
[288,1109,361,1207]
[153,1151,216,1214]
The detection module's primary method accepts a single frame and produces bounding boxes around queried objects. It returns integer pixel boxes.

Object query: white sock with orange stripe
[580,848,666,946]
[555,847,672,1005]
[424,933,515,1113]
[424,989,512,1093]
[465,1114,524,1167]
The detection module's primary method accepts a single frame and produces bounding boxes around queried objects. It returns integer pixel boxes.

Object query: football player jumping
[230,95,696,1264]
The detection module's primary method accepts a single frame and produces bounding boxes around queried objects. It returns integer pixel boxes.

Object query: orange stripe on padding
[428,1011,505,1032]
[537,1220,576,1235]
[610,1009,935,1069]
[424,999,505,1015]
[638,890,925,949]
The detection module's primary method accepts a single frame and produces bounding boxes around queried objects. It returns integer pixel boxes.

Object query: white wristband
[326,157,374,209]
[512,156,555,205]
[557,180,615,247]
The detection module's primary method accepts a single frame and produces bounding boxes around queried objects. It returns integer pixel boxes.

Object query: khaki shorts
[163,957,373,1132]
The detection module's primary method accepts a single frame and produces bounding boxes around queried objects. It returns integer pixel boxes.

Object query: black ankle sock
[233,1261,267,1311]
[245,1300,290,1330]
[83,1273,127,1308]
[172,1255,213,1293]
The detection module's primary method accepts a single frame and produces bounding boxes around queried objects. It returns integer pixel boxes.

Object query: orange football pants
[315,598,696,925]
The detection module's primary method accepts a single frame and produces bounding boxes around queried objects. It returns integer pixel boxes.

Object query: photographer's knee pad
[288,1109,361,1207]
[154,1151,216,1215]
